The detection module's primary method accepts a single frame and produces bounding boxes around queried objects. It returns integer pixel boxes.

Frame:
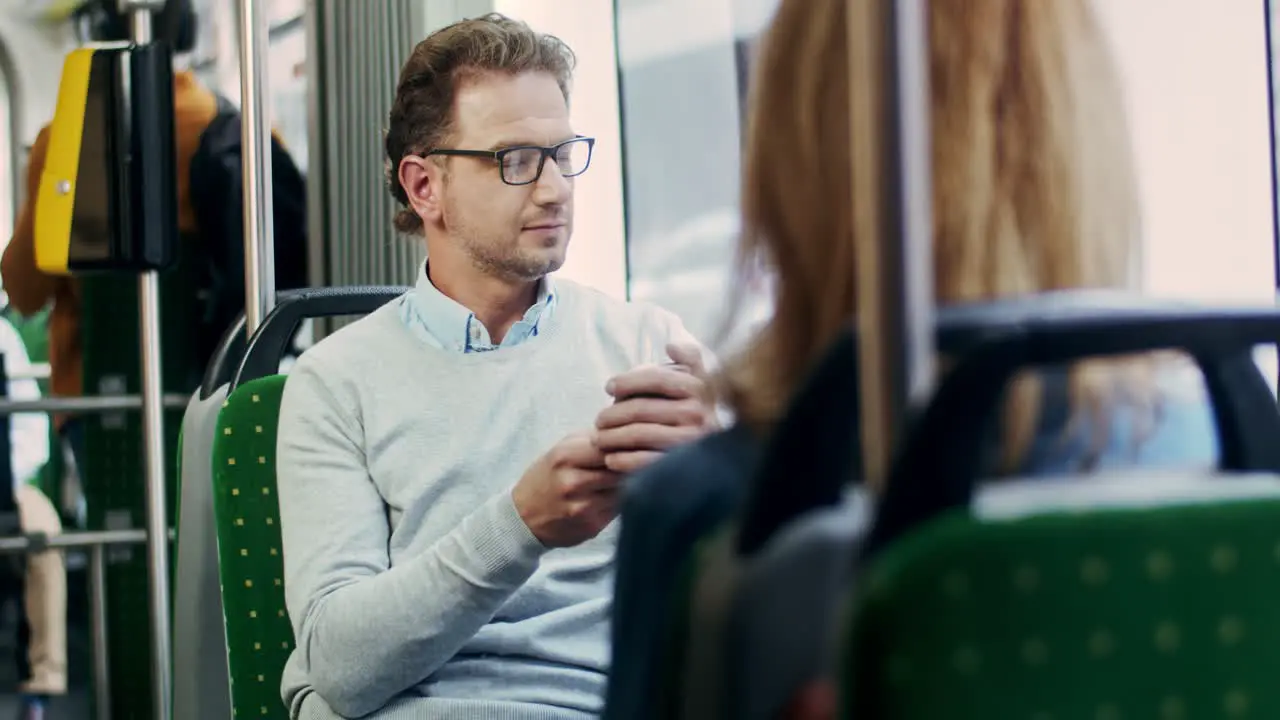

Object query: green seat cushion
[212,375,292,720]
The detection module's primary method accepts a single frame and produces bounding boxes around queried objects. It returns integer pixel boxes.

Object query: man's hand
[513,432,622,548]
[594,342,717,474]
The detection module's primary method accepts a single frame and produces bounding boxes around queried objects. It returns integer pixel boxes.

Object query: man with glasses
[274,13,716,720]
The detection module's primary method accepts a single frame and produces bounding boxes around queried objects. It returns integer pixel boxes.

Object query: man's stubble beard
[445,196,569,282]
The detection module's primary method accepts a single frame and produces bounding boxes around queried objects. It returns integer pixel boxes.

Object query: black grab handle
[231,285,409,390]
[199,312,247,400]
[860,294,1280,561]
[200,288,329,399]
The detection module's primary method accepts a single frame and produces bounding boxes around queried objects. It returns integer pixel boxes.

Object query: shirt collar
[410,262,555,353]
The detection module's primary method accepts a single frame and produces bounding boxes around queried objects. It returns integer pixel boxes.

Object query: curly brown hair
[384,13,576,234]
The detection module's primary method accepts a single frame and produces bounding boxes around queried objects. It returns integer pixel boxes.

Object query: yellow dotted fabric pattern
[212,376,293,720]
[845,500,1280,718]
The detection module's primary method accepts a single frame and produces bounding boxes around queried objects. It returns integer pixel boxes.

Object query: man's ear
[398,155,444,225]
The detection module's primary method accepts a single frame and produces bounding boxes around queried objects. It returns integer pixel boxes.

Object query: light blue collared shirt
[399,262,556,353]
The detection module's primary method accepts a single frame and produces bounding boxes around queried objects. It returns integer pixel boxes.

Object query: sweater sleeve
[276,356,547,718]
[640,305,717,369]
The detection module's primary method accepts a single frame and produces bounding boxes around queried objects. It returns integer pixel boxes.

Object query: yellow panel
[34,48,96,276]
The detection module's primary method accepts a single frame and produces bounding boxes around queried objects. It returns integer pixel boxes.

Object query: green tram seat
[205,287,406,718]
[839,301,1280,718]
[630,296,1280,720]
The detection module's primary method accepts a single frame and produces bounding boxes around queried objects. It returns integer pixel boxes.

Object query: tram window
[267,0,305,26]
[614,0,774,350]
[188,0,242,102]
[1092,2,1277,389]
[1090,2,1274,304]
[0,67,11,257]
[492,1,628,299]
[1271,0,1280,299]
[190,0,220,72]
[268,22,308,173]
[189,0,309,171]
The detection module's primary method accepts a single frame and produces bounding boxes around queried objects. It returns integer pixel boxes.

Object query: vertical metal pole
[122,3,173,719]
[304,0,327,289]
[90,545,112,720]
[238,0,277,336]
[1263,0,1280,395]
[849,0,935,484]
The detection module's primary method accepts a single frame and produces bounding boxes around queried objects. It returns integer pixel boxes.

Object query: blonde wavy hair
[721,0,1160,474]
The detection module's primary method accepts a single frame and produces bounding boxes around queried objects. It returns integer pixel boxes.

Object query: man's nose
[532,160,573,203]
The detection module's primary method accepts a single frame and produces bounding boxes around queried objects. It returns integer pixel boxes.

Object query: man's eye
[503,150,538,169]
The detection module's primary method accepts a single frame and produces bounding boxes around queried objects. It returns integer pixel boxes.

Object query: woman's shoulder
[623,424,762,519]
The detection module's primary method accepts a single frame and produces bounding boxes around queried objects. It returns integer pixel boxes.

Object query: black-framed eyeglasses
[425,136,595,186]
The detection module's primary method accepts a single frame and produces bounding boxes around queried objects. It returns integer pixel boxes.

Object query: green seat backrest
[843,498,1280,718]
[211,375,292,720]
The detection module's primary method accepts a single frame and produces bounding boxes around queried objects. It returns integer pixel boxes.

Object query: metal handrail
[0,394,190,416]
[124,5,177,717]
[238,0,276,334]
[849,0,935,484]
[0,528,175,553]
[0,526,177,720]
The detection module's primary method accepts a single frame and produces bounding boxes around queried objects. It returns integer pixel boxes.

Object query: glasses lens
[502,148,544,184]
[555,139,593,177]
[500,140,594,184]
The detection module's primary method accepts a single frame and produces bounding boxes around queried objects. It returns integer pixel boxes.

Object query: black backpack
[188,94,310,366]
